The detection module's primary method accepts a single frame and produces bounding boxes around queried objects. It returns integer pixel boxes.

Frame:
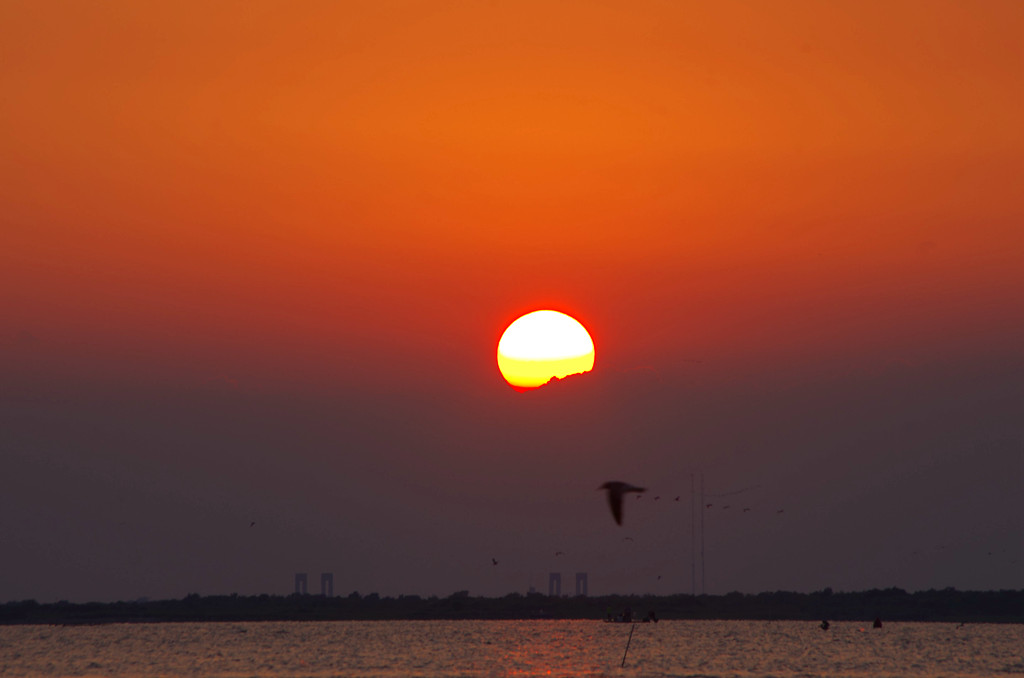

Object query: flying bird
[555,551,564,556]
[491,558,498,566]
[598,481,647,525]
[742,508,751,513]
[674,496,680,501]
[705,503,713,508]
[249,521,255,528]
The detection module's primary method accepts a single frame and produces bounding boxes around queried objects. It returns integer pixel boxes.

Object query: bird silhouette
[555,551,564,556]
[491,558,498,566]
[674,496,680,501]
[599,481,647,525]
[654,496,661,501]
[705,503,713,508]
[249,521,256,528]
[742,508,751,513]
[623,537,634,542]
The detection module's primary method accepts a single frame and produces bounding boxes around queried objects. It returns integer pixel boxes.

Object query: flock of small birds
[243,479,1011,580]
[600,481,785,527]
[483,480,788,570]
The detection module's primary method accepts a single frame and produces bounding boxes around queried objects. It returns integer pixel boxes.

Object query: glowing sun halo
[497,310,595,391]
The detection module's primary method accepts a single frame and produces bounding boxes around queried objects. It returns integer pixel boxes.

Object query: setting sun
[497,311,595,391]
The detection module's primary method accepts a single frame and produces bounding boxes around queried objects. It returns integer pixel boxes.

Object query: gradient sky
[2,1,1021,603]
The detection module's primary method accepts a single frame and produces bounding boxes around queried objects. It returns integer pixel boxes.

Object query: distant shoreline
[3,588,1021,625]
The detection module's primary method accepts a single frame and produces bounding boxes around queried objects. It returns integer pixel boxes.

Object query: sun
[497,310,595,391]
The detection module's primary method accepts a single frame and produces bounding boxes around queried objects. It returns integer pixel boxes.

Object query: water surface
[1,619,1020,677]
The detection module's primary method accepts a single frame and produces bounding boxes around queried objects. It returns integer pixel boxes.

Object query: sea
[1,619,1021,677]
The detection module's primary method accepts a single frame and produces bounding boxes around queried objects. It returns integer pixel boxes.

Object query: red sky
[1,1,1021,602]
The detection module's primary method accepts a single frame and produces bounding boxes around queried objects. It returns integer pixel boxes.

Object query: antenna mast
[690,472,696,595]
[700,472,706,595]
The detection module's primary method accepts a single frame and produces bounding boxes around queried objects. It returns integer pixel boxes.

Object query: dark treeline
[2,588,1021,625]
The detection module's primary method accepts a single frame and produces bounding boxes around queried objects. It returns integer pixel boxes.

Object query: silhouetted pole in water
[621,623,636,668]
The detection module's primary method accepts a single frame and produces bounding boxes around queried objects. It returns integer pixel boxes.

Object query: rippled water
[1,620,1021,677]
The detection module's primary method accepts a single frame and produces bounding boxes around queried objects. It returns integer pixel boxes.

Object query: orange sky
[1,1,1021,601]
[3,0,1021,391]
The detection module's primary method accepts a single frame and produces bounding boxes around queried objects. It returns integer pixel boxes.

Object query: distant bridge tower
[294,573,308,595]
[575,572,588,596]
[548,572,562,596]
[321,572,334,597]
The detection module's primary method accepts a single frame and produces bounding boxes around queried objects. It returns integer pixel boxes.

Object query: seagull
[599,481,647,525]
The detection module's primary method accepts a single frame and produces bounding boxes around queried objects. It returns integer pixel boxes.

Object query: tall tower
[575,572,588,596]
[294,573,308,595]
[321,572,334,597]
[548,572,562,596]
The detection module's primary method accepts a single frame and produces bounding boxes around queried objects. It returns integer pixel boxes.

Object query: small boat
[603,612,658,624]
